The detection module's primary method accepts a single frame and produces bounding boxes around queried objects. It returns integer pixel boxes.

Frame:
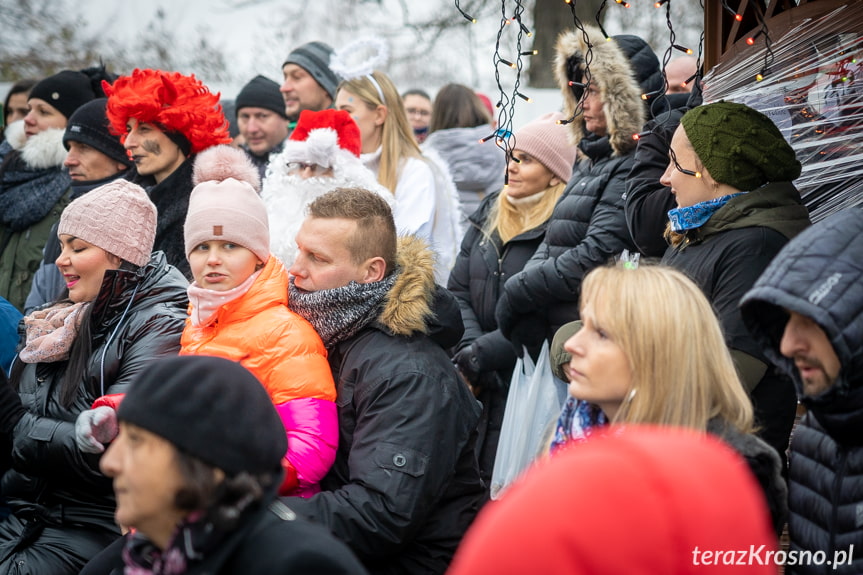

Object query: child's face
[189,241,263,291]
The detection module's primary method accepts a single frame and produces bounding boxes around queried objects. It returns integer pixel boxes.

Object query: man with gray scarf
[282,187,485,575]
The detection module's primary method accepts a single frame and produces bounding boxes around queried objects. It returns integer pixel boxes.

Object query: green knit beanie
[680,101,802,191]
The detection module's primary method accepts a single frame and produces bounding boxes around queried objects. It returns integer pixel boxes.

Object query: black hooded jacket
[741,207,863,575]
[495,26,656,348]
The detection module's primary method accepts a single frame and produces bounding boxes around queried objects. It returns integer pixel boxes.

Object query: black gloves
[453,345,482,385]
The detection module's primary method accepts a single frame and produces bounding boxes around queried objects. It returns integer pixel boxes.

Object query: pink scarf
[186,270,261,327]
[19,301,90,363]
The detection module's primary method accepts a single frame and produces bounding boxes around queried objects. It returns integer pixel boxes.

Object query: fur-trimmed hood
[554,26,650,156]
[378,235,436,336]
[13,126,68,169]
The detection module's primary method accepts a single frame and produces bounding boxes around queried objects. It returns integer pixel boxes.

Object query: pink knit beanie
[58,179,157,268]
[513,112,577,183]
[185,146,270,262]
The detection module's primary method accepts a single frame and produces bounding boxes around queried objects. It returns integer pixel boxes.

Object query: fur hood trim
[554,26,646,156]
[19,127,68,169]
[379,235,436,336]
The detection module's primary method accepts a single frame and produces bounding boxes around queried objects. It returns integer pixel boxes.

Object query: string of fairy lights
[455,0,775,157]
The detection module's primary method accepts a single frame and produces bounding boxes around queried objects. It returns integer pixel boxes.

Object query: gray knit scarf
[288,273,398,349]
[0,150,70,231]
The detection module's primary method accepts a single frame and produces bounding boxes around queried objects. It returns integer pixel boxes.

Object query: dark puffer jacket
[0,251,188,574]
[447,191,549,482]
[495,26,649,349]
[741,207,863,575]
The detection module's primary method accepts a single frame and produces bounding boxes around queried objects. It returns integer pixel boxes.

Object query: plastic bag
[490,340,562,499]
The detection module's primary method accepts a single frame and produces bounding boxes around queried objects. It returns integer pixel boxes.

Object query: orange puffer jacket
[180,256,337,497]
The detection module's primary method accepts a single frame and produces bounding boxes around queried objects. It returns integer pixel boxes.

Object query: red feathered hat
[103,69,231,155]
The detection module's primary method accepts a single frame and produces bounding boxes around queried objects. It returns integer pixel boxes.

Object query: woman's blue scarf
[667,192,746,232]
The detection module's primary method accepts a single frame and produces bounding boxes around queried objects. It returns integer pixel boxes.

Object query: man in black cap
[280,41,341,129]
[24,97,133,312]
[235,75,290,179]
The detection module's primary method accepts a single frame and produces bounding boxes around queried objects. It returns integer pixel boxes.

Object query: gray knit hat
[283,41,341,100]
[58,179,157,268]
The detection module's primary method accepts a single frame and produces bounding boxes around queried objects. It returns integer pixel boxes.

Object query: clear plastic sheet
[703,4,863,222]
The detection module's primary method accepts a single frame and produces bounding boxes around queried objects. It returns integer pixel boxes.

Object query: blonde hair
[337,71,422,194]
[484,181,566,243]
[579,264,754,433]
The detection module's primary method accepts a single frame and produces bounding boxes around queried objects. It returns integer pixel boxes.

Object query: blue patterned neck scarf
[667,192,746,232]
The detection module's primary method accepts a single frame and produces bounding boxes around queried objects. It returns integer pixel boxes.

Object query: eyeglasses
[406,108,431,117]
[668,147,702,178]
[286,162,331,176]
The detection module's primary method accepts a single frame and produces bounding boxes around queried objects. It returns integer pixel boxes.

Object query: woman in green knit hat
[659,100,811,469]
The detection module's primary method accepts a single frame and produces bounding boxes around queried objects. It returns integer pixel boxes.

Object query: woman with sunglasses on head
[659,101,810,468]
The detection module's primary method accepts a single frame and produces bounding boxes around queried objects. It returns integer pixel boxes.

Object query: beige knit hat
[513,112,577,183]
[58,179,157,268]
[184,178,270,263]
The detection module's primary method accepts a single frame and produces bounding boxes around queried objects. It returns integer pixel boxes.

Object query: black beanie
[118,356,287,476]
[29,70,98,120]
[63,98,132,168]
[235,75,287,119]
[283,41,340,100]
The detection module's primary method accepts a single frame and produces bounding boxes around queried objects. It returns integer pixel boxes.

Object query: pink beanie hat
[513,112,577,183]
[58,179,157,268]
[185,146,269,262]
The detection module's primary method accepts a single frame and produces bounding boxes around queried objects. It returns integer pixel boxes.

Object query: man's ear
[361,257,387,283]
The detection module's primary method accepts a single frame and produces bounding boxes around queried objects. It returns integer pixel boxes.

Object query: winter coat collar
[685,181,810,244]
[89,251,188,331]
[195,256,287,326]
[377,235,436,337]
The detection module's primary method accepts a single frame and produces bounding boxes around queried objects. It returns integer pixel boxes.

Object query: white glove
[75,406,119,454]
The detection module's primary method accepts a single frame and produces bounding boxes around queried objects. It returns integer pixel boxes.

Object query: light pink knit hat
[185,146,270,262]
[58,179,157,268]
[513,112,577,183]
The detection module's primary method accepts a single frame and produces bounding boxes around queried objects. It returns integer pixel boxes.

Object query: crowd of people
[0,26,859,575]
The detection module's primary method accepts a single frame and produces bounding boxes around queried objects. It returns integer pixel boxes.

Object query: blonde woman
[448,112,575,484]
[335,68,462,284]
[553,263,787,533]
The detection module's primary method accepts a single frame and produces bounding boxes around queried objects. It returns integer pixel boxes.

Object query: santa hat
[280,109,362,168]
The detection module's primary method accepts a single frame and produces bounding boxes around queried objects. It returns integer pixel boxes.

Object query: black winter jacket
[82,498,368,575]
[287,238,485,575]
[447,191,549,481]
[0,251,188,574]
[662,182,810,460]
[496,137,637,345]
[742,207,863,575]
[495,26,648,350]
